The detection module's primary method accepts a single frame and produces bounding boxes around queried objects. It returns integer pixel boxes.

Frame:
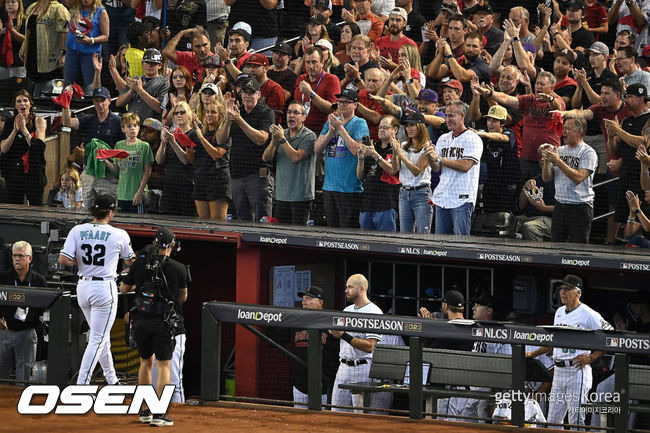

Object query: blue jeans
[399,187,433,233]
[360,208,397,231]
[435,202,474,235]
[64,49,98,88]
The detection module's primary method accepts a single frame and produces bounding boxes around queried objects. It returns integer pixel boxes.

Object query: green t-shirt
[115,139,154,201]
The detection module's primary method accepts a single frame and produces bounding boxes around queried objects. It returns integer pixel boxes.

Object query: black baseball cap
[474,3,494,14]
[566,0,585,10]
[306,14,327,26]
[272,41,292,56]
[93,194,117,211]
[401,110,425,124]
[473,293,495,308]
[298,285,324,299]
[154,228,175,248]
[240,77,260,92]
[335,88,358,102]
[142,48,163,64]
[626,83,650,101]
[553,274,583,290]
[443,290,465,308]
[205,55,222,67]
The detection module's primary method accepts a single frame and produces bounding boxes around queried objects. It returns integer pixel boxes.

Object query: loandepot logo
[332,316,405,331]
[606,337,650,350]
[259,236,288,244]
[512,330,554,343]
[561,258,590,267]
[237,309,284,323]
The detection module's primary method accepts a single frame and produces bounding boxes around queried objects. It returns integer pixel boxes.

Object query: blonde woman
[20,0,70,81]
[64,0,109,88]
[395,44,425,95]
[0,0,26,78]
[390,111,433,233]
[56,168,83,209]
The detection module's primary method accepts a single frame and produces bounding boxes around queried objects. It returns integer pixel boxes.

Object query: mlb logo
[472,328,484,337]
[399,248,405,253]
[318,241,324,247]
[478,254,485,259]
[606,337,619,347]
[621,263,629,270]
[333,317,346,326]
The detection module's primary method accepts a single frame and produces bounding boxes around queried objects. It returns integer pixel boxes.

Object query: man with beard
[163,28,214,84]
[472,4,503,56]
[374,7,418,68]
[394,0,426,43]
[212,22,253,77]
[566,0,594,52]
[424,14,467,79]
[617,46,650,90]
[328,274,383,412]
[477,71,564,180]
[242,53,286,123]
[267,42,297,101]
[604,83,650,238]
[553,50,578,106]
[335,35,380,90]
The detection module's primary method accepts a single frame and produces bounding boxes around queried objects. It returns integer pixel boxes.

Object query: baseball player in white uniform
[329,274,383,413]
[59,194,135,385]
[526,274,612,429]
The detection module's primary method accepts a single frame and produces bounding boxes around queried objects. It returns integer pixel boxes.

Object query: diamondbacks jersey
[432,129,483,208]
[60,222,134,279]
[552,141,598,205]
[339,302,383,361]
[552,303,613,361]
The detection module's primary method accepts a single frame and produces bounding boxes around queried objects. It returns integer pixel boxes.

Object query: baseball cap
[588,41,609,56]
[92,86,111,99]
[483,105,507,121]
[93,194,117,211]
[154,228,175,248]
[244,53,269,67]
[200,82,219,94]
[240,77,260,92]
[231,21,252,41]
[297,285,324,299]
[389,7,408,21]
[416,88,438,103]
[566,0,585,10]
[401,110,425,124]
[554,48,576,64]
[523,42,537,55]
[553,274,583,290]
[142,118,163,131]
[306,14,327,26]
[272,41,292,56]
[626,83,650,101]
[440,78,463,94]
[142,48,163,64]
[443,290,465,308]
[473,293,495,308]
[336,88,359,102]
[441,1,460,14]
[205,55,222,67]
[474,3,494,14]
[312,0,332,10]
[315,39,333,52]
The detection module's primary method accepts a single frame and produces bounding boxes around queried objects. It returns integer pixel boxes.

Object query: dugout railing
[201,301,650,433]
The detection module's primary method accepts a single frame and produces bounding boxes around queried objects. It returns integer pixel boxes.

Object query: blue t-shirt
[66,7,104,54]
[321,116,369,193]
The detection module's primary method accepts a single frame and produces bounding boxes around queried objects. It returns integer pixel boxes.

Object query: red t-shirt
[586,4,607,29]
[293,71,341,134]
[374,35,418,63]
[517,93,565,161]
[358,89,388,141]
[589,102,632,174]
[175,51,214,83]
[261,78,286,123]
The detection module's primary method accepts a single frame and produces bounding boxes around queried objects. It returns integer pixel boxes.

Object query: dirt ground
[0,385,539,432]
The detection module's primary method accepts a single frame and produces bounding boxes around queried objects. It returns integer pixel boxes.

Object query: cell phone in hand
[362,135,372,147]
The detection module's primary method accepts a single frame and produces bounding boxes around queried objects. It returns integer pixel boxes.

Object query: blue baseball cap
[416,89,438,103]
[92,87,111,99]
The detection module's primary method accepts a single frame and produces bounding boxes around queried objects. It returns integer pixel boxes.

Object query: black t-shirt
[268,68,298,95]
[360,144,399,212]
[123,246,189,334]
[167,0,207,51]
[228,0,278,38]
[326,22,341,46]
[229,102,275,178]
[484,26,505,56]
[620,112,650,185]
[459,56,490,103]
[481,128,520,213]
[405,9,427,43]
[0,269,46,331]
[571,27,595,52]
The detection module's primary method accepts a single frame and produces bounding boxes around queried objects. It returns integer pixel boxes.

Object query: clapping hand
[573,68,588,86]
[636,144,650,166]
[328,113,344,133]
[626,190,641,212]
[160,126,174,143]
[270,124,285,142]
[92,53,102,72]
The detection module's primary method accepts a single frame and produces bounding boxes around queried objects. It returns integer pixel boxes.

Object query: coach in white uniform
[329,274,383,413]
[59,195,135,385]
[428,100,483,235]
[526,274,613,429]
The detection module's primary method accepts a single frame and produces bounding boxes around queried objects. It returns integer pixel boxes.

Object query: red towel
[52,90,73,108]
[174,129,196,148]
[1,19,13,68]
[72,83,85,98]
[96,149,130,160]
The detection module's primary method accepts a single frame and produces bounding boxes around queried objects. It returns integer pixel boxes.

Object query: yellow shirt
[125,46,145,78]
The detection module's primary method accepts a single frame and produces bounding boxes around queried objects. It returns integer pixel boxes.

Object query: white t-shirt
[552,303,613,361]
[339,302,383,362]
[552,141,598,206]
[399,144,431,187]
[432,129,483,208]
[60,222,135,279]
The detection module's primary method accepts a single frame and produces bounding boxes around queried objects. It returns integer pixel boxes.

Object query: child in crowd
[56,168,83,209]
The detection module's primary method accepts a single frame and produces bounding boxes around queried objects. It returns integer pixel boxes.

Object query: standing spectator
[212,21,252,73]
[0,0,27,79]
[206,0,230,48]
[335,34,379,89]
[343,0,383,41]
[0,241,46,383]
[370,0,394,21]
[310,0,340,44]
[541,117,598,243]
[163,28,214,85]
[357,114,399,231]
[517,157,556,241]
[294,14,330,58]
[553,50,578,106]
[391,111,432,233]
[508,7,534,44]
[262,102,317,225]
[526,274,612,429]
[0,90,47,205]
[20,0,69,82]
[374,7,417,66]
[394,0,426,44]
[61,86,124,209]
[242,53,286,122]
[102,0,134,58]
[227,0,278,51]
[584,0,608,40]
[124,21,151,79]
[139,118,164,212]
[617,46,650,89]
[566,0,594,52]
[112,113,154,213]
[161,66,194,125]
[356,67,388,141]
[608,0,650,55]
[439,78,463,108]
[294,46,340,135]
[167,0,207,52]
[267,41,297,100]
[191,101,232,219]
[328,274,383,413]
[472,4,502,56]
[116,48,169,121]
[56,168,84,209]
[64,0,109,90]
[335,22,361,64]
[429,100,482,235]
[219,77,274,221]
[314,88,368,228]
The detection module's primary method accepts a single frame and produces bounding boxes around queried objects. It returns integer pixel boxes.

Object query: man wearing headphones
[120,228,188,427]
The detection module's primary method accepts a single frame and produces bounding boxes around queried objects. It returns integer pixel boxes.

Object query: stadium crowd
[2,0,650,244]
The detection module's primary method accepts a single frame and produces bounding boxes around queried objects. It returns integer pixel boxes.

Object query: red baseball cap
[244,53,269,67]
[440,79,463,94]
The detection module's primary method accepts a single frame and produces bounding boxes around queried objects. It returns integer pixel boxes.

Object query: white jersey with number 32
[60,222,134,279]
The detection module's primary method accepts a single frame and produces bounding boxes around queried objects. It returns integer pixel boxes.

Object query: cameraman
[119,228,188,427]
